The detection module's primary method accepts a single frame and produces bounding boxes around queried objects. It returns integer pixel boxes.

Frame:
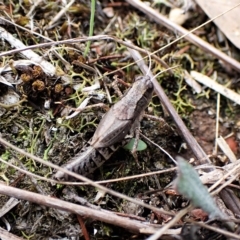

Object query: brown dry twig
[0,227,24,240]
[0,182,170,235]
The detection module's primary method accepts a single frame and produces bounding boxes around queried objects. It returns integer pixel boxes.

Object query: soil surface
[0,1,240,239]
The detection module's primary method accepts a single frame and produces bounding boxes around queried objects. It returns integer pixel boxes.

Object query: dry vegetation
[0,0,240,239]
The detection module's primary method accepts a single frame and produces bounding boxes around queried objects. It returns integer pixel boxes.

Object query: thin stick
[146,206,192,240]
[0,226,24,240]
[0,27,56,75]
[140,133,177,165]
[46,0,76,29]
[0,183,159,234]
[189,220,240,239]
[214,93,220,155]
[191,71,240,105]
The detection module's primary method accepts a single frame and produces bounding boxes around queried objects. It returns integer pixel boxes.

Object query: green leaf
[124,138,147,151]
[1,151,10,160]
[175,157,224,220]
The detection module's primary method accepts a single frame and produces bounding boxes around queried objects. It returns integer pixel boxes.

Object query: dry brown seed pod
[21,73,32,82]
[54,83,64,93]
[32,65,44,79]
[32,80,45,91]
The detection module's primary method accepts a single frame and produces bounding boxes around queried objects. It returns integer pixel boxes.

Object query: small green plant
[124,138,147,151]
[84,0,95,57]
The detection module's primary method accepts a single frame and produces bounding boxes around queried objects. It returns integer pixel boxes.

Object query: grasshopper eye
[146,80,154,89]
[144,76,154,90]
[143,86,153,99]
[134,76,143,82]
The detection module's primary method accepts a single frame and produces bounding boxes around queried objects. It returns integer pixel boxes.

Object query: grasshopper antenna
[127,43,177,81]
[146,51,152,77]
[150,65,179,82]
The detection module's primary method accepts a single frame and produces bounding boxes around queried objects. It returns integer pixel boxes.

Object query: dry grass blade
[0,27,56,75]
[0,198,19,218]
[147,206,192,240]
[45,0,76,29]
[216,136,237,163]
[191,71,240,105]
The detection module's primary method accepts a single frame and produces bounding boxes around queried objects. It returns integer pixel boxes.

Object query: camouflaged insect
[54,76,154,180]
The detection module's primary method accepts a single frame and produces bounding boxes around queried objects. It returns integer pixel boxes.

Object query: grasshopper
[54,75,154,180]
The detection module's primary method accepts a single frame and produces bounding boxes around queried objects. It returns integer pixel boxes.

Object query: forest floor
[0,0,240,239]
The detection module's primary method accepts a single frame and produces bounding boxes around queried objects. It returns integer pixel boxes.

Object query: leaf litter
[0,0,240,239]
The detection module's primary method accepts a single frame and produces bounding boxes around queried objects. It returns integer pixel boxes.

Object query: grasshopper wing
[90,76,153,148]
[90,106,132,148]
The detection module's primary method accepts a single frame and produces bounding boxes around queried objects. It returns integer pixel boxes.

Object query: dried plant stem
[0,226,24,240]
[147,206,192,240]
[46,0,76,29]
[0,183,159,234]
[191,71,240,105]
[0,27,56,75]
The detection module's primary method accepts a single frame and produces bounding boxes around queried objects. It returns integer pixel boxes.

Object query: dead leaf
[195,0,240,49]
[190,208,208,221]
